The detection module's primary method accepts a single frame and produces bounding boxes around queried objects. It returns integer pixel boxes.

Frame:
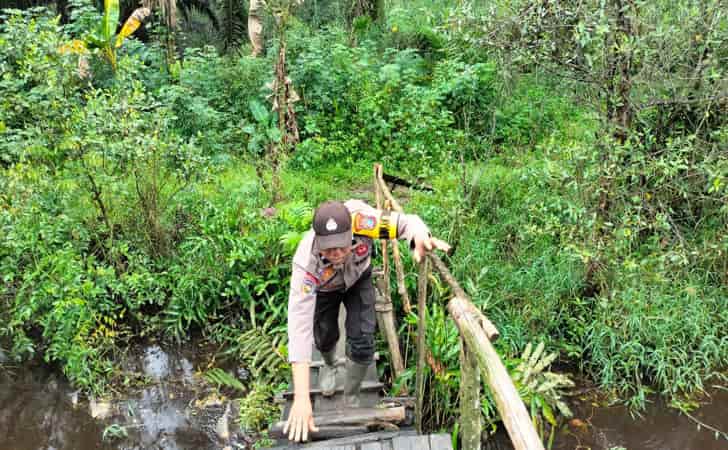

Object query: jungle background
[0,0,726,447]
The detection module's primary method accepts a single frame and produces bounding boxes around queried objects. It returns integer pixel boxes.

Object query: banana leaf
[101,0,120,43]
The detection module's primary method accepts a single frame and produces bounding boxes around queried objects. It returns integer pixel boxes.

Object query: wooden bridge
[265,165,545,450]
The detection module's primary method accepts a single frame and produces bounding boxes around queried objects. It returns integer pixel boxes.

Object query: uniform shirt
[287,199,430,363]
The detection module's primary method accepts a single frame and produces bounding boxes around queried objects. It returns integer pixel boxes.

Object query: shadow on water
[0,343,249,450]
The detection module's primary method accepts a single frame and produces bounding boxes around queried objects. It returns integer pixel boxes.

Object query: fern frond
[204,367,245,391]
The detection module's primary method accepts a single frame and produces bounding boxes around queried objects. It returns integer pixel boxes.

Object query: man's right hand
[283,396,319,442]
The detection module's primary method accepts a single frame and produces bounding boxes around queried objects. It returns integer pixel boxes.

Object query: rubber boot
[319,349,337,397]
[343,359,369,408]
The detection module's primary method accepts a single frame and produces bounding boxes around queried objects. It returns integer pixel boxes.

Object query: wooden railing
[372,164,545,450]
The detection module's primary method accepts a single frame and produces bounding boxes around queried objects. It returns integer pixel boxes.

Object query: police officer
[283,199,450,442]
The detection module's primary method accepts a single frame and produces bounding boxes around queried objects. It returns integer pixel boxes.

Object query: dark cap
[313,201,352,250]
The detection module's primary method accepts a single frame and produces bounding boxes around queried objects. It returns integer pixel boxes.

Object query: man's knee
[347,333,375,364]
[314,314,340,353]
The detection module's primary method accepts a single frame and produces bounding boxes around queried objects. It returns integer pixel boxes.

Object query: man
[283,199,450,442]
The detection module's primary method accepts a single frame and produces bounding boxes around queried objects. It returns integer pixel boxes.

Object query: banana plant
[60,2,150,71]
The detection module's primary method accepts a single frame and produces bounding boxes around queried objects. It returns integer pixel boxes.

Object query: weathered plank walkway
[265,305,452,450]
[266,430,452,450]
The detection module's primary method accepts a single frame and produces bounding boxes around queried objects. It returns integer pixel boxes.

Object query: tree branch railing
[373,163,545,450]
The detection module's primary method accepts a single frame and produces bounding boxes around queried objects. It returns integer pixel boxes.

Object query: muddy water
[553,389,728,450]
[2,344,726,450]
[0,344,248,450]
[0,362,111,450]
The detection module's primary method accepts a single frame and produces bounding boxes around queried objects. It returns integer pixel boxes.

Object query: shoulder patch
[302,273,318,296]
[353,213,377,232]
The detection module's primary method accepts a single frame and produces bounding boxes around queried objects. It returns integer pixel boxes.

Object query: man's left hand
[413,234,451,263]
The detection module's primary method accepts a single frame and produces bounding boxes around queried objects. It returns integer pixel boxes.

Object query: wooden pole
[373,164,407,392]
[429,254,500,341]
[391,239,412,314]
[414,258,428,434]
[373,168,499,341]
[374,274,407,393]
[459,337,481,450]
[448,296,545,450]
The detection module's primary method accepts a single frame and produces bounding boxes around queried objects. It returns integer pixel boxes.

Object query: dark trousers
[314,267,376,364]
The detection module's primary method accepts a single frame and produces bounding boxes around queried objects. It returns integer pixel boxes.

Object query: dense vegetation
[1,0,726,444]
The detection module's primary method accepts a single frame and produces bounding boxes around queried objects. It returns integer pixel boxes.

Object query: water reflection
[0,344,233,450]
[0,364,111,450]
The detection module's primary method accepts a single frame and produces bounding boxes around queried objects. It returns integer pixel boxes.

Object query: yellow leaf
[115,7,151,48]
[59,39,88,55]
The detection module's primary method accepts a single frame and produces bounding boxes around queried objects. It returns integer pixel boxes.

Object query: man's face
[320,246,352,265]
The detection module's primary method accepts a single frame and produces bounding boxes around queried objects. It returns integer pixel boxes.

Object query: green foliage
[238,382,280,432]
[216,317,290,386]
[204,367,246,391]
[102,423,128,441]
[159,46,269,157]
[0,8,81,166]
[290,31,464,177]
[3,0,727,438]
[511,342,574,446]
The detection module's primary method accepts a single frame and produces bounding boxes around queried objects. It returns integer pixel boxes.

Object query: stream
[1,344,726,450]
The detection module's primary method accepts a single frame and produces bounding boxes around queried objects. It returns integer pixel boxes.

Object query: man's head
[313,201,352,264]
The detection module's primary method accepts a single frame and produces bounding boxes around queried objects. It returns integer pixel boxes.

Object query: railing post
[372,164,407,391]
[415,258,428,434]
[459,337,481,450]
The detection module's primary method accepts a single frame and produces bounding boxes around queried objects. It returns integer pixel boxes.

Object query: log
[447,296,545,450]
[382,171,434,191]
[270,407,406,435]
[428,254,499,342]
[373,165,407,393]
[459,336,481,450]
[265,431,417,450]
[414,258,428,434]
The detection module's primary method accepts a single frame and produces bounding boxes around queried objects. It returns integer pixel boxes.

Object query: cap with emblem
[313,201,352,250]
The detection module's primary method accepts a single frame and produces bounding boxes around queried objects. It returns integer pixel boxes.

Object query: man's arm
[284,361,318,442]
[285,261,318,441]
[345,199,450,261]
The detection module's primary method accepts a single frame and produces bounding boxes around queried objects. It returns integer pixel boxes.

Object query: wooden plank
[274,425,370,442]
[360,443,383,450]
[264,431,416,449]
[280,380,384,398]
[429,434,453,450]
[271,407,406,437]
[391,435,431,450]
